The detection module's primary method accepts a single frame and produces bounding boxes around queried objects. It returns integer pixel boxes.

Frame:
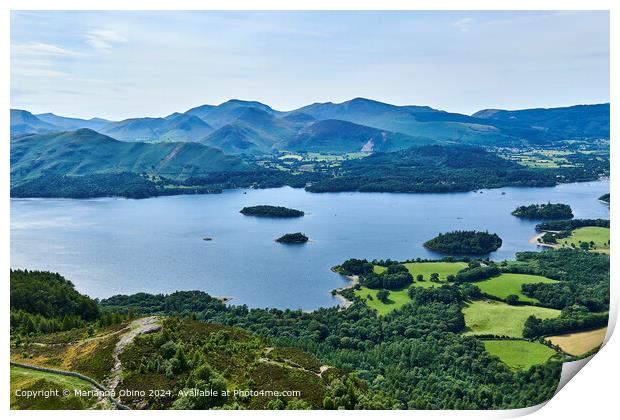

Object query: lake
[10,180,610,310]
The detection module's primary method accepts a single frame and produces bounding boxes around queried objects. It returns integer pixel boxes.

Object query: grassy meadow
[373,261,467,280]
[475,273,558,303]
[559,226,610,254]
[463,300,560,337]
[483,340,556,370]
[358,262,467,314]
[354,286,412,315]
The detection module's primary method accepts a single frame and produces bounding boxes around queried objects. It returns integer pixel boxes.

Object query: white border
[2,1,617,419]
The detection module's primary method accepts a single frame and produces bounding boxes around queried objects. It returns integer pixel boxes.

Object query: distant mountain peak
[219,99,276,112]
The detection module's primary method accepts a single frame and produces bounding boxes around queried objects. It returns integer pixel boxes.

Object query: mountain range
[11,98,610,156]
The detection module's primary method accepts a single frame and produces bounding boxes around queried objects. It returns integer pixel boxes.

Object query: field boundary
[10,361,130,410]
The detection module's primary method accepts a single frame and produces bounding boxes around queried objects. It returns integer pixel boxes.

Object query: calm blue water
[10,180,609,310]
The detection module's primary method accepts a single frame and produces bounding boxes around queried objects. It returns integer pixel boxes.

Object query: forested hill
[305,145,600,193]
[11,139,606,198]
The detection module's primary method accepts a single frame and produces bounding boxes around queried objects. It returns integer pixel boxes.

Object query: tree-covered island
[511,203,573,219]
[240,205,305,218]
[276,232,309,243]
[424,230,502,254]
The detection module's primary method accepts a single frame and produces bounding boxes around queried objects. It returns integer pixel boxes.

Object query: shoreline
[528,230,561,249]
[10,178,609,201]
[330,269,359,309]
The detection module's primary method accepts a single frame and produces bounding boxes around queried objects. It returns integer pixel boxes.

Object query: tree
[430,273,440,283]
[505,295,520,305]
[416,274,424,282]
[377,289,390,303]
[460,283,482,300]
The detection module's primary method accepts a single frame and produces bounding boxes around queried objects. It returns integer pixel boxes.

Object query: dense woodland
[305,145,606,193]
[505,249,609,311]
[361,265,414,290]
[535,218,609,232]
[240,205,304,218]
[511,203,573,219]
[10,144,609,199]
[423,230,503,254]
[10,270,127,335]
[276,232,309,243]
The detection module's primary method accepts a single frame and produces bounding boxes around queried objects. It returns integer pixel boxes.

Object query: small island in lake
[424,230,502,254]
[511,203,573,219]
[599,193,610,203]
[276,232,309,244]
[240,205,304,218]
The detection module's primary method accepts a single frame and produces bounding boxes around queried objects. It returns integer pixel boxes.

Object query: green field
[374,261,467,286]
[354,286,412,315]
[560,226,610,254]
[475,273,558,303]
[10,366,101,409]
[483,340,557,370]
[463,300,560,337]
[356,262,467,314]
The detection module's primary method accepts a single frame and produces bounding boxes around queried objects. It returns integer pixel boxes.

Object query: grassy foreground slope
[483,340,556,370]
[463,301,560,337]
[11,316,381,410]
[10,366,102,410]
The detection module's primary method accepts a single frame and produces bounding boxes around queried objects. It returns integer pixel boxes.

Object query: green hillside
[284,119,431,153]
[294,98,511,145]
[10,129,250,184]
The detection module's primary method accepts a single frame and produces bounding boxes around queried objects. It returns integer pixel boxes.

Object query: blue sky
[11,11,609,120]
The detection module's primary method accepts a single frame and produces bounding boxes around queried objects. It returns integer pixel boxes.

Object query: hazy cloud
[452,17,474,33]
[12,41,78,56]
[10,11,609,120]
[85,29,127,51]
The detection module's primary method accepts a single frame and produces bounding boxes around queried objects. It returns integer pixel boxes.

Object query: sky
[10,11,610,120]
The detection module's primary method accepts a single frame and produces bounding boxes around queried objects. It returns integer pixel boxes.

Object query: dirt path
[105,316,161,392]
